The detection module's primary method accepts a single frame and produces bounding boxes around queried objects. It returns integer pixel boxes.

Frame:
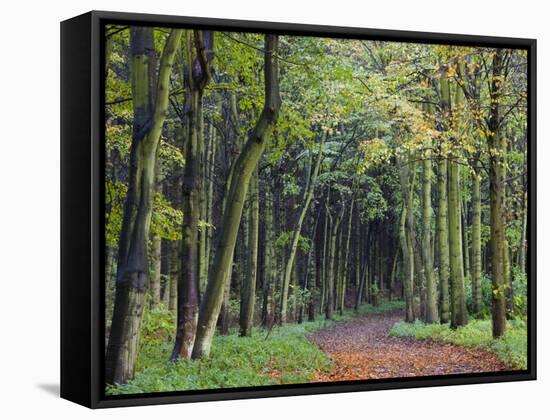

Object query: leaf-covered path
[309,310,510,382]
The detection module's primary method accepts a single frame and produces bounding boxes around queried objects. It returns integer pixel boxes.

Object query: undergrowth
[107,300,404,395]
[389,318,527,370]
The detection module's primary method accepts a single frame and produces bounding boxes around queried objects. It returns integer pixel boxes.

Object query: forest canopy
[104,25,529,393]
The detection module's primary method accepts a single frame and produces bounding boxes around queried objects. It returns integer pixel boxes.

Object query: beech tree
[191,34,281,358]
[105,27,182,384]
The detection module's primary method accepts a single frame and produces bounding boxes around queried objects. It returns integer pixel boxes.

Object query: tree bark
[341,199,354,312]
[105,28,182,384]
[240,172,259,336]
[150,232,162,308]
[325,201,345,320]
[448,160,468,328]
[437,75,451,325]
[422,151,437,322]
[471,170,483,318]
[398,153,415,322]
[261,183,275,326]
[172,30,214,361]
[488,49,507,338]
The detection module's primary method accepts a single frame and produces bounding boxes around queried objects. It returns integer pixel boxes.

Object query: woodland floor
[308,310,511,382]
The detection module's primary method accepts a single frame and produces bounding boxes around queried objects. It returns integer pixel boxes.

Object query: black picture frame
[61,10,537,409]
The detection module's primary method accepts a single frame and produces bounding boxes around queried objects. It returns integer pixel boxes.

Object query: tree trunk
[325,201,345,320]
[169,241,179,312]
[106,28,182,384]
[438,76,452,324]
[504,239,513,318]
[192,35,281,359]
[205,121,216,291]
[448,160,467,328]
[240,173,259,336]
[320,203,329,313]
[150,232,162,309]
[389,246,398,301]
[518,191,527,273]
[462,187,471,279]
[488,49,507,339]
[341,199,354,312]
[150,165,163,309]
[280,135,324,323]
[172,30,214,361]
[422,151,437,322]
[398,154,415,322]
[471,170,483,318]
[261,183,275,326]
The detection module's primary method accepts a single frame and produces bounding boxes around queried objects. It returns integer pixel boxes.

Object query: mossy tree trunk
[105,28,182,385]
[191,35,281,359]
[172,30,214,361]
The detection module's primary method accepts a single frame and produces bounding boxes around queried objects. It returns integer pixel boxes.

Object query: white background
[0,0,547,418]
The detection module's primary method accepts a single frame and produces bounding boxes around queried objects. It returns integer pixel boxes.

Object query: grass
[389,318,527,370]
[107,300,405,395]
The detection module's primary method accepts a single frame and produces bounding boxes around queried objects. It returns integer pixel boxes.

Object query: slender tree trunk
[205,121,216,288]
[325,202,344,320]
[471,170,483,318]
[280,136,324,323]
[169,241,179,312]
[462,188,471,278]
[149,163,163,309]
[192,36,281,359]
[320,203,329,313]
[448,160,468,328]
[262,184,275,326]
[218,131,239,335]
[240,173,259,336]
[504,239,513,318]
[198,106,208,297]
[150,233,162,309]
[106,28,182,384]
[399,205,414,322]
[389,246,398,301]
[422,151,437,322]
[518,191,527,273]
[488,49,507,339]
[438,76,452,324]
[341,199,354,312]
[398,154,415,322]
[334,218,342,311]
[172,30,214,361]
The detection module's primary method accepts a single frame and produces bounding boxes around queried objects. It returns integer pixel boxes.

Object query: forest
[104,25,529,394]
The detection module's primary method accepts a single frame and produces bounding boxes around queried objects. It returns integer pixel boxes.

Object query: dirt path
[309,311,510,382]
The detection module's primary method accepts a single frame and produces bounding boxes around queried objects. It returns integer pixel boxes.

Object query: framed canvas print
[60,10,536,408]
